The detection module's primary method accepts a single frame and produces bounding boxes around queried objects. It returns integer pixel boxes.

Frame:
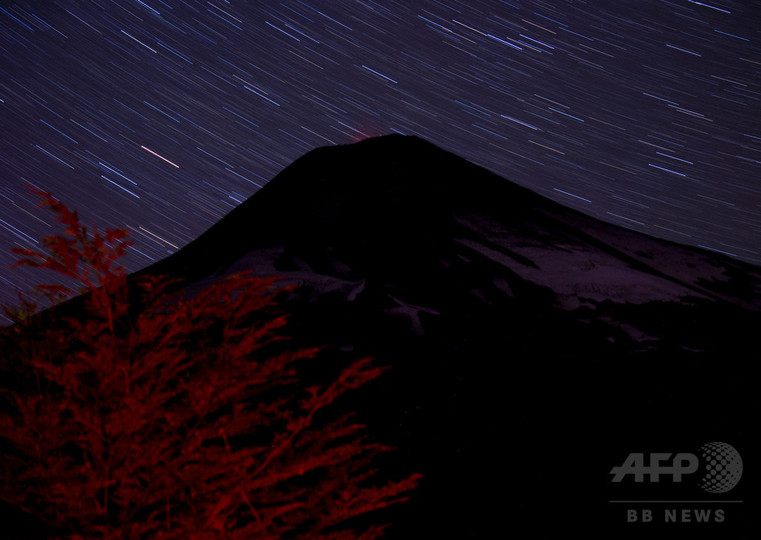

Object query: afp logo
[610,442,743,493]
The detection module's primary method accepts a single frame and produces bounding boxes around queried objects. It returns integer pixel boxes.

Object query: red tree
[0,190,420,538]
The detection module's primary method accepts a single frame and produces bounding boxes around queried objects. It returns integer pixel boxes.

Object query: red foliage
[0,191,420,538]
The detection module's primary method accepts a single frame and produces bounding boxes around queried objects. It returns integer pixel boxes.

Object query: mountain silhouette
[7,135,760,538]
[135,135,759,538]
[144,134,760,308]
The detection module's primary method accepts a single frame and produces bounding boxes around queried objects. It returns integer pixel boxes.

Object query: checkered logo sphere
[698,442,743,494]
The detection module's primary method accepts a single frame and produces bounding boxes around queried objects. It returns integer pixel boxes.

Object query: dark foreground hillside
[5,135,760,538]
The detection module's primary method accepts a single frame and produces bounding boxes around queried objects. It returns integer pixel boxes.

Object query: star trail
[1,1,760,313]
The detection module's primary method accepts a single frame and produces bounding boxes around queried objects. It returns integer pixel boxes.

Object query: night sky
[1,1,760,313]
